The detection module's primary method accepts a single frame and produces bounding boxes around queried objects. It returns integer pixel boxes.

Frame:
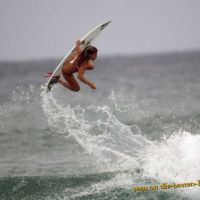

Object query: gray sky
[1,0,200,61]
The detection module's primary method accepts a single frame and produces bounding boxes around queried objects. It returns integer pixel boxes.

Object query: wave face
[1,52,200,199]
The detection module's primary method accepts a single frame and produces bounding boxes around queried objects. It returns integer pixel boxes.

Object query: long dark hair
[74,45,98,67]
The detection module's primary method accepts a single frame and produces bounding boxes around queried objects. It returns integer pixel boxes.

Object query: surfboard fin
[44,72,53,77]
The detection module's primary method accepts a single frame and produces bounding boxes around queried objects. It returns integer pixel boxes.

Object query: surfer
[50,40,97,92]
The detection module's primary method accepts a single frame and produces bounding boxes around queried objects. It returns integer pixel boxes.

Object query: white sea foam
[41,89,200,199]
[40,89,149,171]
[142,131,200,198]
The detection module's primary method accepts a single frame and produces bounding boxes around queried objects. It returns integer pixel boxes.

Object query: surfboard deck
[43,21,111,92]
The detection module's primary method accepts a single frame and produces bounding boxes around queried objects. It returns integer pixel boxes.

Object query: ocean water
[1,52,200,199]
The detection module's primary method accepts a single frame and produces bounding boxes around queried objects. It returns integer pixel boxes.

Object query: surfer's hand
[76,40,81,45]
[88,82,96,89]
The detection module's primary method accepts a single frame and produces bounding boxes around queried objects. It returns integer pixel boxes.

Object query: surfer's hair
[74,45,98,67]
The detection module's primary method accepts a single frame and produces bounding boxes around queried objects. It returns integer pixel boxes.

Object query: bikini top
[70,59,80,70]
[68,53,93,70]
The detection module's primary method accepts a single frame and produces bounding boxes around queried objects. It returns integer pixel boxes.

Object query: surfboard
[44,21,111,92]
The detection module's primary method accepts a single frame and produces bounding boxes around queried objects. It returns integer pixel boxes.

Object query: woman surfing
[49,40,98,92]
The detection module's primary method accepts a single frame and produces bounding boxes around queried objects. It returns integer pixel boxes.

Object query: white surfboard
[44,21,111,92]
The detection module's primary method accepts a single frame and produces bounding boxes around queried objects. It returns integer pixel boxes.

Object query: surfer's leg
[59,75,80,92]
[58,79,74,90]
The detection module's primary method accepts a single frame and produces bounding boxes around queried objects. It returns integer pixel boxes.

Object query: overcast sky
[1,0,200,61]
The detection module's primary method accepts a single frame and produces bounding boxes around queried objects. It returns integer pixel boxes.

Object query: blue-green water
[0,174,190,200]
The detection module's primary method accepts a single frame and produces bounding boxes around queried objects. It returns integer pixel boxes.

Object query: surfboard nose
[101,21,111,30]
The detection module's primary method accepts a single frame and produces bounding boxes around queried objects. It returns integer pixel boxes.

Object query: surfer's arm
[75,40,82,55]
[77,67,90,85]
[77,67,96,89]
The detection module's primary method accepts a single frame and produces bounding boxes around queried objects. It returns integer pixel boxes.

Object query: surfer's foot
[47,75,60,91]
[50,75,60,84]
